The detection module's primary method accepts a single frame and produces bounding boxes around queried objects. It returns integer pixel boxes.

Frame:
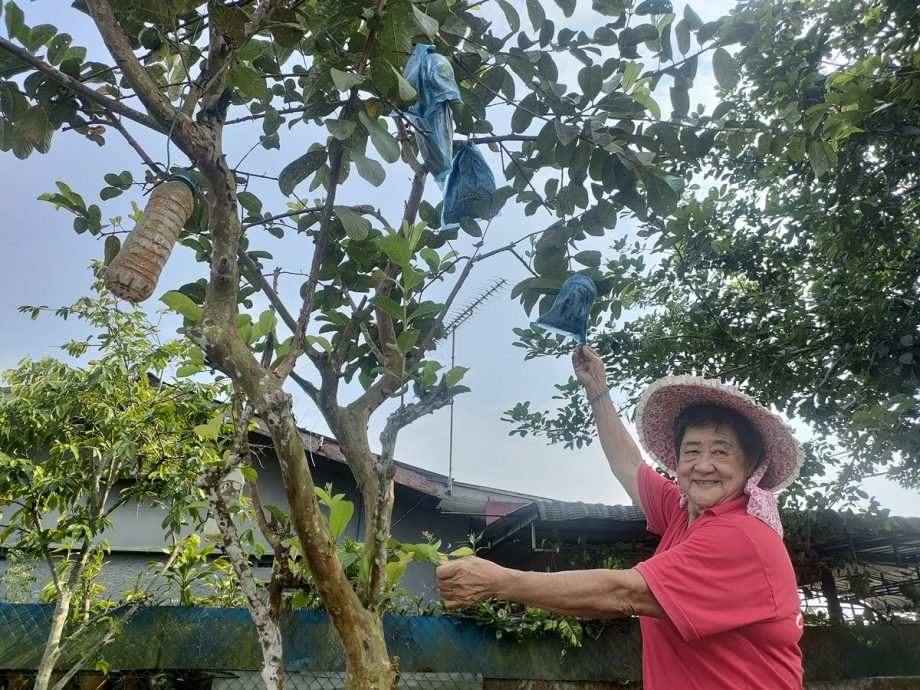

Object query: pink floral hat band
[636,376,804,536]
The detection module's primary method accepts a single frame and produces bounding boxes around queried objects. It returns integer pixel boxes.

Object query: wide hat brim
[635,376,804,491]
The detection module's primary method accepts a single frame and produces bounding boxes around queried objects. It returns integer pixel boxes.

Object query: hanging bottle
[104,171,197,302]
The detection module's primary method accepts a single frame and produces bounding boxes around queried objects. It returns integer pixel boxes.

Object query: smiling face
[677,424,752,521]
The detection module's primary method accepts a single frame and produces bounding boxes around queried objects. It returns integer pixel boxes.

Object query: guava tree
[0,0,722,686]
[0,281,225,690]
[506,0,920,511]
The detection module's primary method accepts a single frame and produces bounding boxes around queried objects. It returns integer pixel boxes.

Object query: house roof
[254,419,920,614]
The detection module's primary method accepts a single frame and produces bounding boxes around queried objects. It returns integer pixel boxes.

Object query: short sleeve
[635,519,780,641]
[637,463,682,536]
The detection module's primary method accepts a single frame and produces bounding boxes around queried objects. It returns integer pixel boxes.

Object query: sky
[2,1,918,518]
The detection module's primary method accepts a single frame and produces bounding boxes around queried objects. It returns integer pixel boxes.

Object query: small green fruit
[138,27,162,51]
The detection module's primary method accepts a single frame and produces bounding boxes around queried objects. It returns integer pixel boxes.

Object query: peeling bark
[200,467,285,690]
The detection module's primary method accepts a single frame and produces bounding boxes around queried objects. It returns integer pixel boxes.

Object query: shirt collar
[702,492,750,518]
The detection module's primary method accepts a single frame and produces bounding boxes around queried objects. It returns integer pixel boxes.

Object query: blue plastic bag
[442,141,496,227]
[403,44,461,189]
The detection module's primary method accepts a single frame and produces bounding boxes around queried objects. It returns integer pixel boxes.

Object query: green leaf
[445,365,468,388]
[683,4,703,31]
[555,120,580,146]
[358,112,400,164]
[396,329,420,355]
[670,83,690,118]
[255,309,277,339]
[46,32,72,66]
[405,542,442,565]
[193,424,218,441]
[410,5,439,39]
[371,294,404,321]
[712,48,739,91]
[511,104,535,134]
[645,172,681,216]
[330,68,366,92]
[788,135,805,164]
[621,61,643,92]
[335,206,371,240]
[19,106,48,144]
[807,140,837,179]
[385,553,413,590]
[237,191,262,215]
[99,186,122,201]
[573,250,601,267]
[103,235,121,266]
[327,118,356,140]
[352,151,386,187]
[496,0,520,31]
[278,148,326,196]
[4,2,24,41]
[675,19,690,55]
[448,546,475,558]
[160,290,203,321]
[630,91,661,120]
[302,335,329,355]
[635,0,673,15]
[227,65,269,101]
[25,24,56,51]
[552,0,576,18]
[526,0,545,32]
[408,302,441,322]
[240,466,258,483]
[375,233,412,268]
[389,64,418,102]
[327,497,354,541]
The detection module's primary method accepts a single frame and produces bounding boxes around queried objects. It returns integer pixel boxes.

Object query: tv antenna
[443,278,507,494]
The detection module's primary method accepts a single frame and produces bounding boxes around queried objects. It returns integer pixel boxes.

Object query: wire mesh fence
[0,603,636,689]
[2,603,920,690]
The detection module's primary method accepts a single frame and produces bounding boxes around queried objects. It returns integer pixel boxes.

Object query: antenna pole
[448,327,456,495]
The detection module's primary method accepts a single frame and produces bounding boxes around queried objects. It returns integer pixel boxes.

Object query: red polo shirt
[634,463,804,689]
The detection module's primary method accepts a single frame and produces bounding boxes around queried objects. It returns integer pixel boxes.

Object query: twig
[237,251,298,333]
[106,115,164,175]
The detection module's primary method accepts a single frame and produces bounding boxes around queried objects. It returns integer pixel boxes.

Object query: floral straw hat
[635,376,804,492]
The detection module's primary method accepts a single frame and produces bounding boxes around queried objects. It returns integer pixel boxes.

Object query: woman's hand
[572,345,607,393]
[436,556,505,609]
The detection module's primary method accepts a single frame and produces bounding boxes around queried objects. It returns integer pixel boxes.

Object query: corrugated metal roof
[532,500,646,523]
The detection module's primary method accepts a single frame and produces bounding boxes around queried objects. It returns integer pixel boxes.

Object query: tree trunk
[201,469,286,690]
[34,588,73,690]
[343,608,398,690]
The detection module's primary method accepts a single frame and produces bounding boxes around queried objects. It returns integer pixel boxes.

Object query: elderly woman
[436,346,805,689]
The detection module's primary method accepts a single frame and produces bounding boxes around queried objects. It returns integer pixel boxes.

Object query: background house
[2,418,919,623]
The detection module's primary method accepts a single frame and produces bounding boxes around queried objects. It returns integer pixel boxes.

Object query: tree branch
[225,101,348,125]
[0,36,163,133]
[85,0,182,136]
[337,289,385,366]
[289,370,320,403]
[468,134,538,144]
[50,544,183,690]
[238,251,299,334]
[367,383,454,604]
[105,114,163,175]
[245,0,285,35]
[242,205,324,228]
[275,0,390,381]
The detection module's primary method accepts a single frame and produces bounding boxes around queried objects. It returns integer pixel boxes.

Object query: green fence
[2,604,920,689]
